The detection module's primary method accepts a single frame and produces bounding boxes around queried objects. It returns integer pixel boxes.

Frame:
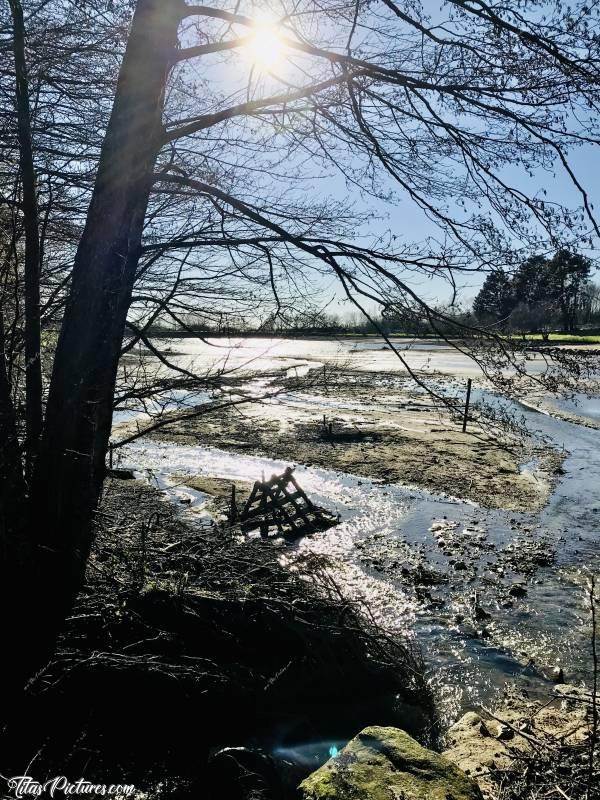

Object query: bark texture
[9,0,43,478]
[2,0,183,697]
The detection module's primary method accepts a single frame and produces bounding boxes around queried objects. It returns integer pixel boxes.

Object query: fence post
[109,443,114,469]
[462,378,472,433]
[230,483,237,522]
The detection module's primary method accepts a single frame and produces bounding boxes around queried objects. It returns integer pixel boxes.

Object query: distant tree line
[473,250,598,336]
[147,250,599,341]
[147,304,477,338]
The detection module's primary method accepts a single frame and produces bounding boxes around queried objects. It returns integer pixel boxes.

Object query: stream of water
[114,338,600,723]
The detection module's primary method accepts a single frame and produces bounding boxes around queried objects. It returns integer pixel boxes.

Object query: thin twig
[587,575,598,800]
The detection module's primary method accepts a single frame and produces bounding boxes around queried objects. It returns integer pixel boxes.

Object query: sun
[245,21,285,69]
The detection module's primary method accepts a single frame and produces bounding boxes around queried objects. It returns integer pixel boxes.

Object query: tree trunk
[561,300,572,333]
[4,0,182,696]
[9,0,43,480]
[0,310,26,544]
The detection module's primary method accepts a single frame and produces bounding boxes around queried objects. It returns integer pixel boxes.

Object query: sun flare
[245,22,285,69]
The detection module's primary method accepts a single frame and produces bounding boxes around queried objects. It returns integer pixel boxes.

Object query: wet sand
[143,371,561,512]
[111,339,600,724]
[521,384,600,431]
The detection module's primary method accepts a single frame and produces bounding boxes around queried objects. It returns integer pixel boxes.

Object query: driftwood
[240,466,338,538]
[1,477,432,799]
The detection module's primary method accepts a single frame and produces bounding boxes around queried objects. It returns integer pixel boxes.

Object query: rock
[474,605,492,622]
[444,694,591,796]
[518,719,532,734]
[443,712,522,793]
[496,724,514,741]
[508,583,527,598]
[299,725,482,799]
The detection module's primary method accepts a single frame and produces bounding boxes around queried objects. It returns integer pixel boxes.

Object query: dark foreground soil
[1,477,435,800]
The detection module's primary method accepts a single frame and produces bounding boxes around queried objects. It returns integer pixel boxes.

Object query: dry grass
[3,477,435,799]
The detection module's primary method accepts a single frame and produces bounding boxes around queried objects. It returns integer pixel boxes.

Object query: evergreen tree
[513,255,552,306]
[547,250,592,332]
[473,271,515,325]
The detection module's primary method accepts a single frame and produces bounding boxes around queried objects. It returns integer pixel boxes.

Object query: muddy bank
[109,364,600,721]
[113,402,597,717]
[172,473,254,517]
[1,477,434,799]
[521,385,600,431]
[146,387,561,512]
[443,685,599,800]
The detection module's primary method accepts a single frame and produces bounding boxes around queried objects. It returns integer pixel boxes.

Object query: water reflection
[113,341,600,724]
[119,399,600,726]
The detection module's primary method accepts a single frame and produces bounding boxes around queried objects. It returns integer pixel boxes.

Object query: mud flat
[111,346,600,723]
[139,370,562,513]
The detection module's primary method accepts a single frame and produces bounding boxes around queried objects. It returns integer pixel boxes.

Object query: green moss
[300,726,482,800]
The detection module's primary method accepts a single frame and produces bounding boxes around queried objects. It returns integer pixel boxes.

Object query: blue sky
[316,140,600,315]
[179,2,600,314]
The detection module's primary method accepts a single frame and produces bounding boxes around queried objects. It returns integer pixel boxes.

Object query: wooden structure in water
[240,466,337,538]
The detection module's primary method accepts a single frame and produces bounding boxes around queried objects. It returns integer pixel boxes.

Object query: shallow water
[118,386,600,724]
[551,391,600,421]
[145,335,557,379]
[113,338,600,724]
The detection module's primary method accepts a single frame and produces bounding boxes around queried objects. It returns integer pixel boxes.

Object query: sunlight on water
[117,372,600,724]
[137,336,488,377]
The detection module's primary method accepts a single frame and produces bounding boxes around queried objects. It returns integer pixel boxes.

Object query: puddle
[111,344,600,725]
[117,400,600,726]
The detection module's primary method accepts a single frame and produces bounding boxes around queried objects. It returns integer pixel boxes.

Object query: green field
[510,332,600,344]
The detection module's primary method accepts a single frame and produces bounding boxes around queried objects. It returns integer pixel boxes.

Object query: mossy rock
[299,726,483,800]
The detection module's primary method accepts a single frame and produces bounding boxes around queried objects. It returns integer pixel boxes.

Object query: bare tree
[7,0,43,477]
[1,0,600,696]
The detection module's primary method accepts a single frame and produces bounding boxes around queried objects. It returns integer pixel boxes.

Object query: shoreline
[131,370,563,513]
[145,331,600,347]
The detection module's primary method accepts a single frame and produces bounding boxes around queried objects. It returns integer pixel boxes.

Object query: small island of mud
[139,370,563,513]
